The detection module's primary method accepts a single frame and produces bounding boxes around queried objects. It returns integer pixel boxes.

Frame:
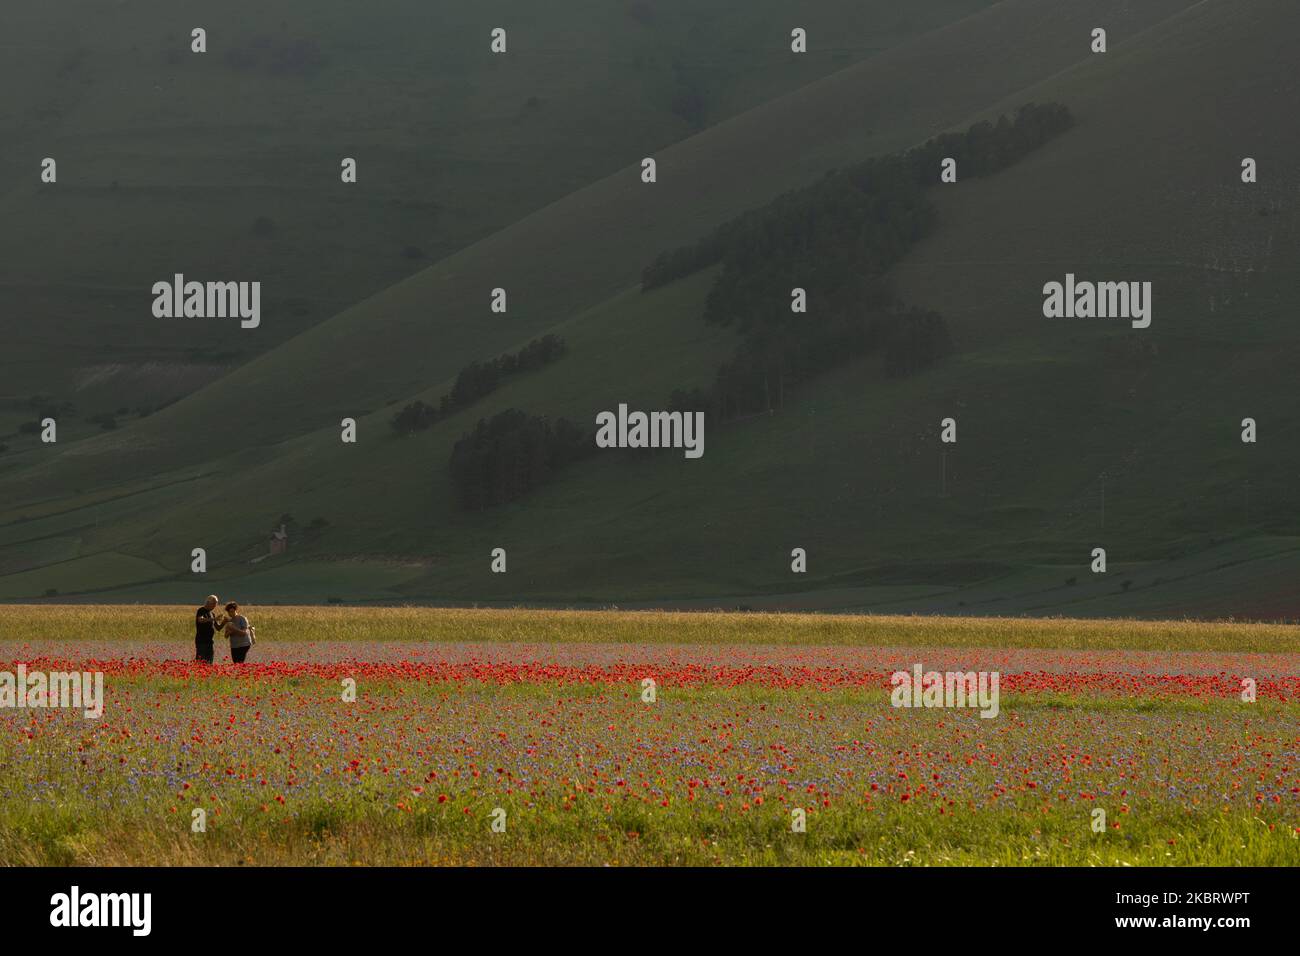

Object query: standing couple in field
[194,595,256,663]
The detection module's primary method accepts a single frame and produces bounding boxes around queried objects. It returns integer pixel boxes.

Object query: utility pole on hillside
[1100,474,1106,530]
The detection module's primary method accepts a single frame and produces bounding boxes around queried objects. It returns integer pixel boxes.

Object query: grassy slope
[10,0,1294,615]
[0,0,1191,480]
[0,0,992,405]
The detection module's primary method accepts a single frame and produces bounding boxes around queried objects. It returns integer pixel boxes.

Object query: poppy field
[0,606,1297,866]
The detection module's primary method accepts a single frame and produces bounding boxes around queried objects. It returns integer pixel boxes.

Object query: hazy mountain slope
[0,0,991,407]
[341,0,1300,612]
[0,0,1195,498]
[9,0,1295,618]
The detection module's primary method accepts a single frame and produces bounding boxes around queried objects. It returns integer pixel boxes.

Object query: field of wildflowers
[0,606,1296,865]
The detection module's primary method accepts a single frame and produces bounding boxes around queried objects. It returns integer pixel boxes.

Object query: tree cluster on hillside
[24,395,75,419]
[903,102,1074,183]
[446,104,1071,508]
[448,409,592,510]
[84,412,119,431]
[391,335,566,436]
[391,399,439,435]
[641,102,1074,292]
[637,102,1072,421]
[13,395,76,437]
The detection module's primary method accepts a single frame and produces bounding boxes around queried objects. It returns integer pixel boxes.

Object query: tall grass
[2,604,1298,651]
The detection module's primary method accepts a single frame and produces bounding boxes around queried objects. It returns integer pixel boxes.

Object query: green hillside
[0,0,988,404]
[0,0,1192,483]
[4,0,1297,619]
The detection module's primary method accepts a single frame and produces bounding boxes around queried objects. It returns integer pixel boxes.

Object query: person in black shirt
[195,595,221,663]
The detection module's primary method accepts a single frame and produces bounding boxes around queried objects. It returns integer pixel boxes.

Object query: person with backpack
[223,601,255,663]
